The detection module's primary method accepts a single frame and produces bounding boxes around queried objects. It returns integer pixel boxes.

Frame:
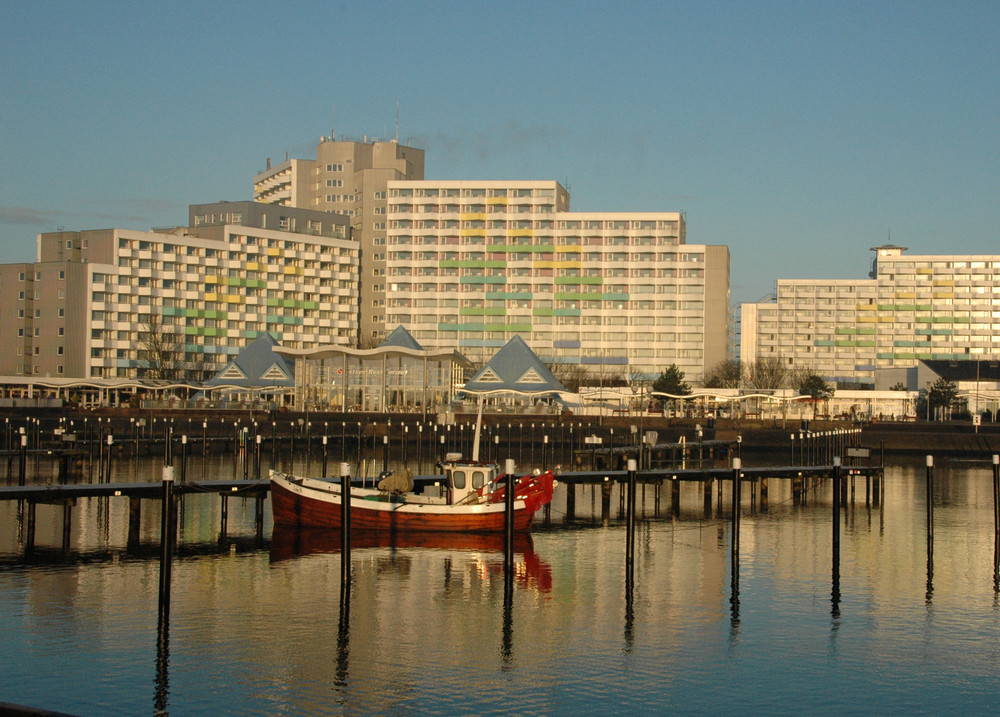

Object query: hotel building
[741,245,1000,387]
[0,202,359,381]
[253,135,425,343]
[383,180,729,382]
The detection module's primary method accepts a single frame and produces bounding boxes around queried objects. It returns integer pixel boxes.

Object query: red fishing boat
[270,456,556,533]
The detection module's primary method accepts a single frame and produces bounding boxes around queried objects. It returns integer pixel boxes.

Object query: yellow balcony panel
[205,275,220,284]
[533,260,554,269]
[486,197,508,205]
[857,315,877,322]
[915,268,933,275]
[246,262,261,271]
[894,291,916,299]
[283,266,303,275]
[553,260,582,269]
[509,228,534,237]
[554,245,583,253]
[878,316,895,322]
[460,212,487,221]
[268,247,283,257]
[933,279,954,287]
[855,303,876,311]
[460,228,487,237]
[224,294,244,304]
[932,292,954,299]
[205,292,219,302]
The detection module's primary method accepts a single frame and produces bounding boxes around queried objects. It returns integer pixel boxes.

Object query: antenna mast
[331,106,336,141]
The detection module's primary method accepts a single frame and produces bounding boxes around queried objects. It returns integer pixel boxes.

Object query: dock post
[703,479,713,515]
[340,462,351,583]
[180,435,187,484]
[731,457,741,558]
[926,455,935,601]
[25,501,36,554]
[625,459,637,576]
[760,476,768,508]
[566,480,576,519]
[730,457,742,617]
[255,494,264,539]
[322,436,329,478]
[18,434,27,486]
[992,455,999,540]
[832,458,841,577]
[62,501,72,552]
[925,455,934,548]
[158,465,175,615]
[128,496,141,548]
[832,457,842,616]
[504,459,516,573]
[608,476,617,519]
[220,495,228,538]
[105,434,113,483]
[793,473,803,504]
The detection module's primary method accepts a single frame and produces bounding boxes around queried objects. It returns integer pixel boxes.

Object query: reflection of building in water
[276,326,472,412]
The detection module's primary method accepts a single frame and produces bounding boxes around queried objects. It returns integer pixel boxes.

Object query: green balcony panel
[486,291,532,300]
[554,276,603,285]
[603,292,629,301]
[553,308,581,317]
[460,276,506,284]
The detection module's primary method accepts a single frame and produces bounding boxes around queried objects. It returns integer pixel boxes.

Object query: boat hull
[270,473,543,533]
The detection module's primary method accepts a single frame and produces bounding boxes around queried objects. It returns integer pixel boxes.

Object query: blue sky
[1,1,997,303]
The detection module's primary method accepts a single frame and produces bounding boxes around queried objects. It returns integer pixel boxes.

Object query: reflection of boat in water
[270,457,556,534]
[270,524,552,593]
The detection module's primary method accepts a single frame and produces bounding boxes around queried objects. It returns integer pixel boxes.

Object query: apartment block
[384,180,729,382]
[0,202,359,381]
[253,135,425,343]
[741,245,1000,387]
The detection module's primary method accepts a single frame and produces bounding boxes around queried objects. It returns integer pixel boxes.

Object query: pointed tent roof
[462,335,566,396]
[205,333,295,389]
[378,325,423,351]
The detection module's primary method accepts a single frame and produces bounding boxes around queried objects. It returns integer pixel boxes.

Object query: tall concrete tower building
[253,133,425,345]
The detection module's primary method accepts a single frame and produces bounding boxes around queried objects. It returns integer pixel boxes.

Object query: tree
[547,361,592,393]
[137,313,183,381]
[916,377,963,420]
[744,357,788,390]
[889,382,906,391]
[796,372,833,419]
[652,364,691,395]
[701,359,743,388]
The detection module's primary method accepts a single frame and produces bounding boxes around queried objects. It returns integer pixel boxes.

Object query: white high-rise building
[0,202,359,380]
[384,180,729,382]
[740,245,1000,387]
[253,134,425,344]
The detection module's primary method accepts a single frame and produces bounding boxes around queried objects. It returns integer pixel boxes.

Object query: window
[59,270,65,280]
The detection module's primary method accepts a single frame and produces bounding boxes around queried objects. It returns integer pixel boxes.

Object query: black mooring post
[18,434,27,486]
[730,456,742,618]
[504,458,516,572]
[926,455,935,602]
[322,436,329,478]
[731,457,742,567]
[180,435,187,484]
[340,461,351,583]
[158,464,175,615]
[832,457,842,616]
[626,458,637,575]
[992,454,999,541]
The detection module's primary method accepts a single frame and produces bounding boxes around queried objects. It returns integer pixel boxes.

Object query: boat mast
[471,393,484,462]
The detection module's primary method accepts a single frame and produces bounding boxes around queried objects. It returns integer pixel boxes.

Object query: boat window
[452,470,466,489]
[472,471,486,489]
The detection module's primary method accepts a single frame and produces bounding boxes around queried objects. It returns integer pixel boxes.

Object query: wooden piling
[340,461,351,583]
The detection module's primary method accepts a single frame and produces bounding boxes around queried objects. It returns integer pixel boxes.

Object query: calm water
[2,454,1000,715]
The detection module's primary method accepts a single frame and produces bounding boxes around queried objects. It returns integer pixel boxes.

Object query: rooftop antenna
[331,105,336,141]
